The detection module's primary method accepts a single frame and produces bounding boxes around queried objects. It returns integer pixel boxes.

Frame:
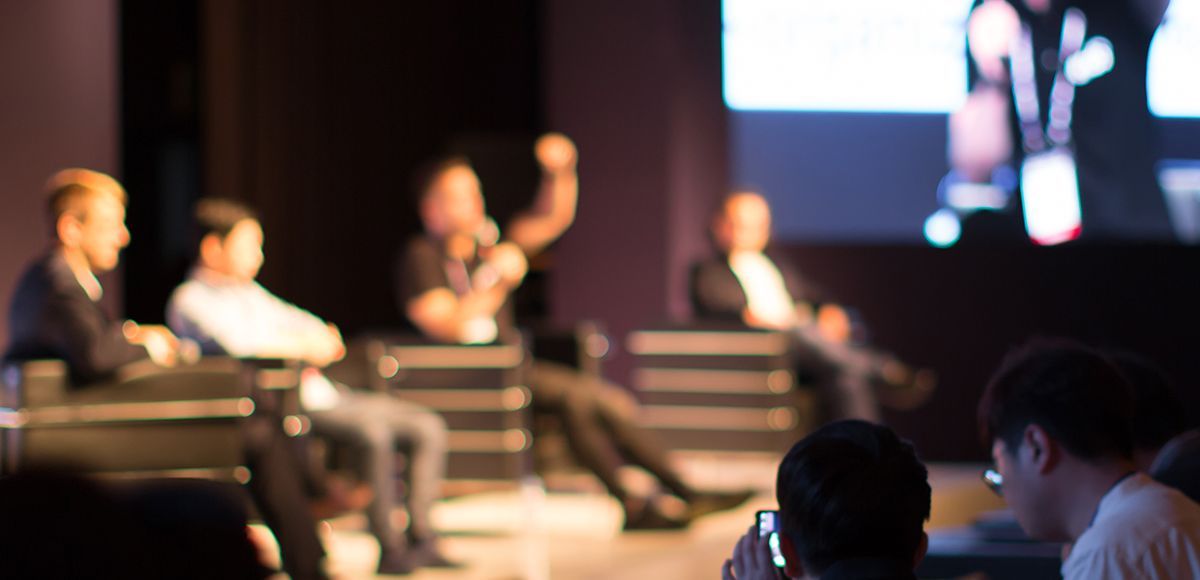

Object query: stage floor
[254,455,1006,579]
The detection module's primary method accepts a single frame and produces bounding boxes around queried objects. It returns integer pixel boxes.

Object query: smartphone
[756,510,788,569]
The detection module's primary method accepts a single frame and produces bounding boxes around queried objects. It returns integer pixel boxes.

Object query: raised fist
[535,132,577,174]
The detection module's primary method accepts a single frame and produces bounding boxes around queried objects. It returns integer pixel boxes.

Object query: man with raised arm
[398,134,753,529]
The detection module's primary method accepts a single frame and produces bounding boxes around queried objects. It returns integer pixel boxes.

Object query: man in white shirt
[979,338,1200,579]
[167,199,455,575]
[691,192,934,421]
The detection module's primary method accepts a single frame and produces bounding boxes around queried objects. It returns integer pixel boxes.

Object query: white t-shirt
[1062,473,1200,579]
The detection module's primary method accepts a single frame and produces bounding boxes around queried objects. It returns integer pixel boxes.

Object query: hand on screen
[968,0,1020,82]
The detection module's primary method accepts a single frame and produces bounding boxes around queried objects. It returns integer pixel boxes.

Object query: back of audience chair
[628,325,816,456]
[0,358,260,481]
[1151,428,1200,504]
[363,335,532,489]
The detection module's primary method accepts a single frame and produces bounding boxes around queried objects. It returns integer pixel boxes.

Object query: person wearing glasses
[722,420,931,580]
[978,338,1200,579]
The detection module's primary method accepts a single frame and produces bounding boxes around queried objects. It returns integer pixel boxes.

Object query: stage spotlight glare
[924,208,962,248]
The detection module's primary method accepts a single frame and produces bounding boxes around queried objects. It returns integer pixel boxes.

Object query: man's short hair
[45,168,128,232]
[776,420,931,574]
[715,189,764,218]
[194,198,257,242]
[410,155,472,206]
[978,338,1135,461]
[1109,351,1188,452]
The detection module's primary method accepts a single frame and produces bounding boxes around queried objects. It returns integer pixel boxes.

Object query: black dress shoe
[410,539,463,569]
[686,489,756,520]
[377,540,463,575]
[376,549,419,576]
[622,503,689,531]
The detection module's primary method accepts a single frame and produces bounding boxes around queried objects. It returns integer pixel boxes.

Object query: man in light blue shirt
[167,199,455,575]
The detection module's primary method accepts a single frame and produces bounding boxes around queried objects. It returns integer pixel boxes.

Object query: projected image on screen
[725,0,1200,245]
[723,0,973,113]
[1149,0,1200,118]
[725,0,1200,117]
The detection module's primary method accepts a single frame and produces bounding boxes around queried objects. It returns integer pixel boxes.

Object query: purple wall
[0,1,120,341]
[544,0,729,382]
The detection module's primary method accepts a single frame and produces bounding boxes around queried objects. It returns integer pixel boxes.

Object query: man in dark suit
[3,169,329,580]
[691,192,934,422]
[4,169,178,382]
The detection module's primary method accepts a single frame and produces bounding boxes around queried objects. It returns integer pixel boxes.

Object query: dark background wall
[779,243,1200,460]
[4,1,1197,461]
[0,0,121,340]
[124,0,545,332]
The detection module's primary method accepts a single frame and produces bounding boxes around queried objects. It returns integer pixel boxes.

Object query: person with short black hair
[168,198,457,574]
[979,338,1200,579]
[723,420,931,579]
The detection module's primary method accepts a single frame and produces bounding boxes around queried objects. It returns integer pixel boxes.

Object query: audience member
[1109,350,1200,503]
[0,470,270,580]
[979,338,1200,579]
[167,198,457,574]
[1108,350,1191,471]
[723,420,931,579]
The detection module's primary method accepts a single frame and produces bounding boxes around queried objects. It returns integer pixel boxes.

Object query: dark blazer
[689,251,819,323]
[4,251,146,385]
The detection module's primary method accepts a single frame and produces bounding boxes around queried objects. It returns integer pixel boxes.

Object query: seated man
[398,134,752,529]
[979,338,1200,579]
[723,420,931,579]
[691,191,934,422]
[167,199,456,574]
[3,169,327,580]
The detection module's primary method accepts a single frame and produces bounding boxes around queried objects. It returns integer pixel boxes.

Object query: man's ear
[1023,424,1059,475]
[197,233,223,269]
[778,533,806,579]
[57,214,82,248]
[912,531,929,571]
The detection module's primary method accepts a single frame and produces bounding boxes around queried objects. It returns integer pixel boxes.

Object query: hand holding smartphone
[756,510,788,570]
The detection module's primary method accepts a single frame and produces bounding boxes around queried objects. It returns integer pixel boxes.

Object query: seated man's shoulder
[1067,476,1200,578]
[166,279,208,309]
[16,253,74,296]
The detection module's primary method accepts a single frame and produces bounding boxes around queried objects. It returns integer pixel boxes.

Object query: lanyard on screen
[1009,8,1088,154]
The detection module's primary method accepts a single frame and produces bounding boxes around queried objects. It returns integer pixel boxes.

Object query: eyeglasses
[981,468,1004,497]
